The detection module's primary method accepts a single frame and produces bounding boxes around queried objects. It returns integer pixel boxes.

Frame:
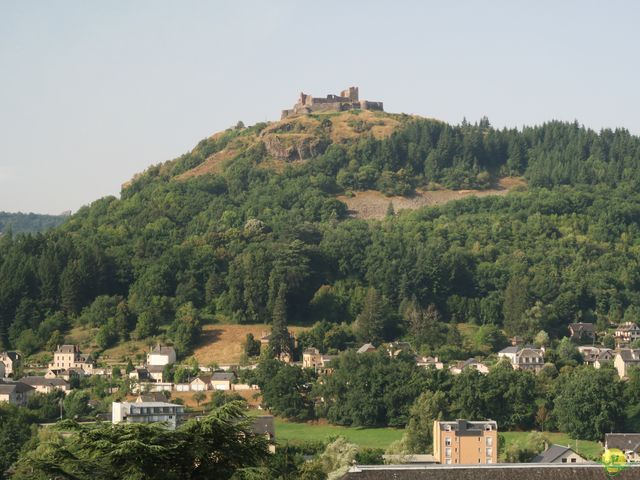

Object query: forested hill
[0,211,68,234]
[3,109,640,357]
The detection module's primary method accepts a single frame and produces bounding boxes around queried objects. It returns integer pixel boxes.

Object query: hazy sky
[2,1,640,214]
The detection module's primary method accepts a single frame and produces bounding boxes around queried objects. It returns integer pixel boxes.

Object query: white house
[0,380,34,406]
[498,345,545,372]
[614,349,640,379]
[112,400,185,430]
[49,345,95,374]
[19,376,70,395]
[615,322,640,346]
[190,375,212,391]
[531,444,590,464]
[211,372,235,391]
[147,345,176,366]
[0,351,20,377]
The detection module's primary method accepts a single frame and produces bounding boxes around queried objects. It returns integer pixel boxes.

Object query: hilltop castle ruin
[281,86,383,119]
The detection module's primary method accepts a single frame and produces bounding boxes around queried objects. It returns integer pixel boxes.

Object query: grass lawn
[274,419,404,450]
[272,420,603,459]
[501,431,603,460]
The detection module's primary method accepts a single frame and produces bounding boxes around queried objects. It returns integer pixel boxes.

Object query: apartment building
[433,419,498,465]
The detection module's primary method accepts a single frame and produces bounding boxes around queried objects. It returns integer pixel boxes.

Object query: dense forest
[0,211,67,234]
[3,113,640,356]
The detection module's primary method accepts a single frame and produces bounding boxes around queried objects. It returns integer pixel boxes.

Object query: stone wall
[281,87,383,119]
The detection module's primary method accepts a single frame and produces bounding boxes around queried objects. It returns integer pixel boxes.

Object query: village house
[129,367,151,382]
[386,342,414,358]
[578,346,614,366]
[49,345,95,374]
[251,415,276,453]
[0,351,20,377]
[211,372,235,390]
[0,379,35,406]
[190,375,212,391]
[416,356,444,370]
[19,376,70,395]
[615,322,640,346]
[112,400,185,430]
[433,419,498,465]
[498,345,545,372]
[147,365,166,382]
[147,345,176,366]
[614,349,640,379]
[531,444,590,464]
[449,358,490,375]
[302,348,336,374]
[357,343,377,354]
[568,322,596,343]
[45,367,87,382]
[260,330,296,363]
[605,433,640,463]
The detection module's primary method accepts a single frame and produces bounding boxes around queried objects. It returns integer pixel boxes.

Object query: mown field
[274,419,404,450]
[273,419,603,460]
[498,432,602,460]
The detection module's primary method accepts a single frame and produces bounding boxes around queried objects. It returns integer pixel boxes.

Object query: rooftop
[342,464,640,479]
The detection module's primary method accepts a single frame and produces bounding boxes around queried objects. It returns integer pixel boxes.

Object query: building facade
[112,401,185,430]
[49,345,95,373]
[147,345,176,366]
[433,420,498,465]
[0,351,20,377]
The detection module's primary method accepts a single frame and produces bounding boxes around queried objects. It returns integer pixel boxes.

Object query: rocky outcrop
[261,134,329,161]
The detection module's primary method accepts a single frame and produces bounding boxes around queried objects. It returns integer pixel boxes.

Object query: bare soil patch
[192,324,309,365]
[337,177,526,220]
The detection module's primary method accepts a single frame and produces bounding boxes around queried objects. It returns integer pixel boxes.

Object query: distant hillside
[4,108,640,362]
[0,211,68,234]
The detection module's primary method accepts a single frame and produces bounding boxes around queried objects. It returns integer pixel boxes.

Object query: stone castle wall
[281,86,383,119]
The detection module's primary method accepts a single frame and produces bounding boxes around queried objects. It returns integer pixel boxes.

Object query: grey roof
[437,419,497,435]
[569,322,595,333]
[56,345,78,353]
[191,375,212,384]
[150,345,175,355]
[341,464,640,479]
[357,343,376,353]
[20,376,69,387]
[146,365,166,373]
[212,372,235,381]
[498,346,519,354]
[530,444,575,463]
[0,380,35,394]
[1,351,20,362]
[251,415,275,439]
[618,349,640,362]
[606,433,640,452]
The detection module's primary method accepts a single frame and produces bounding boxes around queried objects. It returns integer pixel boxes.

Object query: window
[486,437,493,446]
[562,458,567,463]
[486,458,492,464]
[445,459,452,465]
[445,448,451,458]
[486,448,492,457]
[445,437,451,446]
[571,458,576,463]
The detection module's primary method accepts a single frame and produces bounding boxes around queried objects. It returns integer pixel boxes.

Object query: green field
[273,419,603,459]
[501,431,603,460]
[274,419,404,450]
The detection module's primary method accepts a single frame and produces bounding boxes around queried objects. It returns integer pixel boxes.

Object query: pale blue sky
[1,1,639,214]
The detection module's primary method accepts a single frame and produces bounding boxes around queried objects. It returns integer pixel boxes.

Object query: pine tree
[270,284,291,360]
[355,287,387,344]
